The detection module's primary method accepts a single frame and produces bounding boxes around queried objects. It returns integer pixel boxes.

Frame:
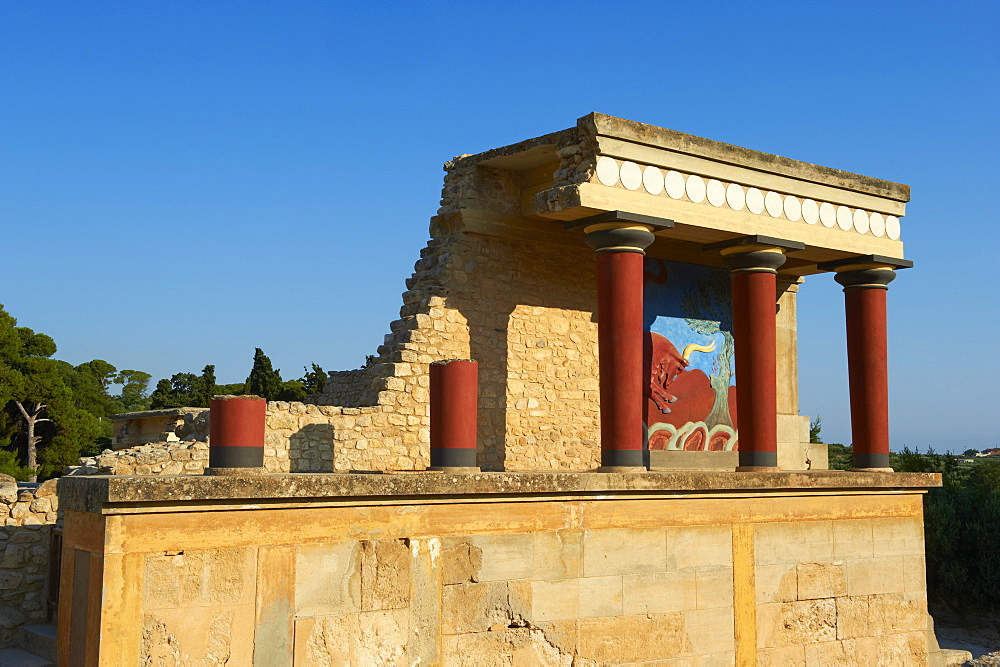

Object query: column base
[735,466,782,472]
[427,466,482,473]
[597,466,648,473]
[851,467,894,473]
[203,466,267,476]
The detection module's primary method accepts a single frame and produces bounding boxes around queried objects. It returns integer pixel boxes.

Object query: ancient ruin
[6,113,955,664]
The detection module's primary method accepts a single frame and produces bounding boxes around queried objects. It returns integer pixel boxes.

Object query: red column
[723,248,788,470]
[835,267,897,470]
[585,224,656,470]
[429,359,480,471]
[208,395,266,472]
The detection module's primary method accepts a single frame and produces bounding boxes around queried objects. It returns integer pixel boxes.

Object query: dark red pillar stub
[429,359,480,472]
[835,267,897,471]
[585,223,656,471]
[206,395,266,475]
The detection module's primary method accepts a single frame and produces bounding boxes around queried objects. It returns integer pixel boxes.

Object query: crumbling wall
[310,232,602,471]
[0,479,58,647]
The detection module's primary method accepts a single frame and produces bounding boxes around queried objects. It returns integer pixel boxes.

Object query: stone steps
[15,624,56,664]
[0,647,54,667]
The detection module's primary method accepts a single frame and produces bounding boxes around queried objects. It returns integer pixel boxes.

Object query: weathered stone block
[685,607,736,655]
[440,541,482,586]
[833,519,874,560]
[756,563,798,604]
[845,556,904,596]
[836,593,926,639]
[360,539,411,611]
[577,613,692,663]
[583,527,665,577]
[803,638,858,665]
[872,516,925,557]
[144,547,256,610]
[797,562,846,600]
[579,575,622,618]
[141,605,255,666]
[757,599,837,648]
[695,566,734,609]
[531,530,582,581]
[295,541,361,617]
[442,581,531,634]
[530,579,578,622]
[468,533,533,582]
[852,631,928,665]
[441,627,572,666]
[755,521,834,566]
[622,571,697,614]
[666,525,732,570]
[757,644,806,666]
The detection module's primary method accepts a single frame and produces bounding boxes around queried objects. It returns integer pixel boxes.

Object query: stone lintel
[564,210,675,232]
[703,235,806,253]
[57,470,941,514]
[817,254,914,272]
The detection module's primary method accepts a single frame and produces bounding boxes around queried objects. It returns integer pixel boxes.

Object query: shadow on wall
[0,524,53,648]
[288,423,335,473]
[446,237,599,471]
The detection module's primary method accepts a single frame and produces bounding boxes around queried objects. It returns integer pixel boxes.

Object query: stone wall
[54,473,938,664]
[0,480,58,647]
[310,232,603,471]
[66,440,211,477]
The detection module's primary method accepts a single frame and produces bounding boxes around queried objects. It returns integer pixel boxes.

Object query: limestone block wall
[54,476,936,665]
[311,232,603,471]
[0,480,58,646]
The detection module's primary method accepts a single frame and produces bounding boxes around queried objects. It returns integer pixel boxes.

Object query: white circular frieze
[836,206,853,231]
[665,170,685,199]
[765,191,784,218]
[819,202,836,228]
[746,188,765,215]
[596,157,619,186]
[802,199,819,224]
[783,195,801,222]
[620,161,642,190]
[885,215,901,240]
[642,166,663,195]
[853,208,870,234]
[869,212,885,237]
[726,183,745,211]
[686,175,706,203]
[706,179,726,207]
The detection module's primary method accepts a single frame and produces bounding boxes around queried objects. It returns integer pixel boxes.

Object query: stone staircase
[0,624,57,666]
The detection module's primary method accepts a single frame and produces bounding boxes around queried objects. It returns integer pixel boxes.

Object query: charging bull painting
[644,259,738,452]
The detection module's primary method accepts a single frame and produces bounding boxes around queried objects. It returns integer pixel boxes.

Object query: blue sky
[1,1,997,450]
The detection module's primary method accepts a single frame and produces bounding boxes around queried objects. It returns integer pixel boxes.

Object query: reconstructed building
[52,114,948,665]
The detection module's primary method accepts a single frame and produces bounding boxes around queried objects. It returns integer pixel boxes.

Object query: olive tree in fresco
[680,270,734,429]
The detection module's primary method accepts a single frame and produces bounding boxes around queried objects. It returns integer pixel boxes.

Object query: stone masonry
[0,479,58,647]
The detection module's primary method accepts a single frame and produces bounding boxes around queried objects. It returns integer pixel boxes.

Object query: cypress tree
[244,348,282,400]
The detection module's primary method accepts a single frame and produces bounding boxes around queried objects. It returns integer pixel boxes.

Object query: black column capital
[583,223,656,254]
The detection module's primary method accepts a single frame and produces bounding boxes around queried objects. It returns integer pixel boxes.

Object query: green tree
[301,363,327,394]
[113,370,152,412]
[196,365,217,408]
[0,307,120,479]
[809,416,823,444]
[149,373,199,409]
[244,348,283,400]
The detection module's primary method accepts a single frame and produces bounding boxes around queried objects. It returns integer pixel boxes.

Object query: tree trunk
[15,401,51,483]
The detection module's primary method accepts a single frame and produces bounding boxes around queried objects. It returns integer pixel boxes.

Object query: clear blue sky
[1,1,997,451]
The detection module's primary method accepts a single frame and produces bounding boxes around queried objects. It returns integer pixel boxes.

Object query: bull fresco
[644,259,738,452]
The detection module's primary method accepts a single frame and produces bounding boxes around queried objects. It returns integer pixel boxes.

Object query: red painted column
[207,395,266,472]
[723,248,788,470]
[429,359,480,471]
[585,223,656,470]
[835,267,897,470]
